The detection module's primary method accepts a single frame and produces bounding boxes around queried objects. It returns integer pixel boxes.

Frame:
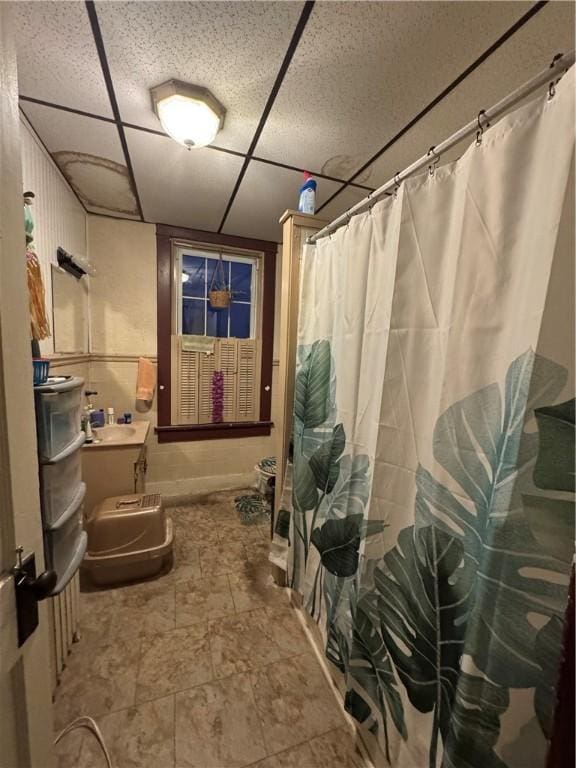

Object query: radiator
[48,572,80,691]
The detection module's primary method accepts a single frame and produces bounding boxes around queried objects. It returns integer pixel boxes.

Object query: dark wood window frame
[156,223,277,443]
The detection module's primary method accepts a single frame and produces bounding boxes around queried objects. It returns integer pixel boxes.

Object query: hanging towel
[181,335,215,354]
[136,357,156,402]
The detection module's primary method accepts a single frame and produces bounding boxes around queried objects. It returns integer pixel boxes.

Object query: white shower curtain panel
[278,66,575,768]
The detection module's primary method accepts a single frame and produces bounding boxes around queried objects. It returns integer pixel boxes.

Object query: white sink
[84,420,150,448]
[92,425,136,443]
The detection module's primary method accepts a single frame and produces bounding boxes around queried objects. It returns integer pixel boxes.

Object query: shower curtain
[275,67,575,767]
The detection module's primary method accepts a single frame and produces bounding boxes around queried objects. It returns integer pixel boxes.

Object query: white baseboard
[146,472,256,500]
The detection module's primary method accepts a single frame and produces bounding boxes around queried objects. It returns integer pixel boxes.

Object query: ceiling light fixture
[150,80,226,149]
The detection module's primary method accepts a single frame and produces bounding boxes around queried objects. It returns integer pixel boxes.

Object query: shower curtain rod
[308,50,575,245]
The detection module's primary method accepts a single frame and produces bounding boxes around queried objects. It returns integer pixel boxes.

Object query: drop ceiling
[12,0,575,243]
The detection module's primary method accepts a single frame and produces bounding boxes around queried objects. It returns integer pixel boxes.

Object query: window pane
[231,262,252,302]
[207,305,229,338]
[230,302,251,338]
[182,299,205,335]
[207,257,230,293]
[182,255,205,298]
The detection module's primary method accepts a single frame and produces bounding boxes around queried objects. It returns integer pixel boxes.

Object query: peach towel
[136,357,156,401]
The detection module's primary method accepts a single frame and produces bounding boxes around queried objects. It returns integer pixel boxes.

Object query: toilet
[82,493,173,586]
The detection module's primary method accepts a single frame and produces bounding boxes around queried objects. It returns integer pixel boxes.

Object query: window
[156,225,277,442]
[176,249,258,339]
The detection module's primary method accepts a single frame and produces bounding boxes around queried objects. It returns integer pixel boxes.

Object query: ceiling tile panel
[21,105,139,217]
[12,1,112,117]
[222,162,342,243]
[98,1,305,152]
[21,104,125,164]
[318,185,370,226]
[255,1,534,180]
[126,129,244,231]
[361,2,576,192]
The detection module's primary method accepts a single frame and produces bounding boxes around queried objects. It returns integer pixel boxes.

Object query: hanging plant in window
[208,253,231,309]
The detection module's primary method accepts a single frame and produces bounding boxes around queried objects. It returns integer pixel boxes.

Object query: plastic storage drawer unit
[44,482,86,577]
[83,493,173,586]
[40,433,85,526]
[35,377,83,461]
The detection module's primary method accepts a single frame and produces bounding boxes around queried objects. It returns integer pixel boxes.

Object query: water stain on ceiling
[321,155,372,185]
[52,152,138,215]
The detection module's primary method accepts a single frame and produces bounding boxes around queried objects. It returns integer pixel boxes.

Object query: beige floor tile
[79,586,119,616]
[248,741,316,768]
[173,535,202,563]
[175,673,267,768]
[54,636,140,730]
[136,623,213,702]
[81,580,176,645]
[118,581,176,634]
[61,495,351,768]
[247,729,363,768]
[308,727,365,768]
[245,539,272,564]
[174,515,221,547]
[56,695,175,768]
[176,574,235,626]
[228,566,289,613]
[54,726,92,768]
[209,610,281,678]
[200,541,248,576]
[266,607,311,657]
[170,554,203,584]
[250,653,345,755]
[217,519,270,545]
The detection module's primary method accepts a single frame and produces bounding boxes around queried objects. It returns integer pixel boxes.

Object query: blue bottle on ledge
[298,171,317,214]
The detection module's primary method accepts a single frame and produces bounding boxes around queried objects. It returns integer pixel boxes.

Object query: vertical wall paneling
[20,116,87,356]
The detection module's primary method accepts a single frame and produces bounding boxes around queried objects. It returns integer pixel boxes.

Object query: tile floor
[53,490,365,768]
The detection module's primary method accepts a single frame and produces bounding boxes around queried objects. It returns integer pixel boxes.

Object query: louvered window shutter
[216,339,238,421]
[173,336,260,426]
[198,349,216,423]
[172,336,199,424]
[236,339,259,421]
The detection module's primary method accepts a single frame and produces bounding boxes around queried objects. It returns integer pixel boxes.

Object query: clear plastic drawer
[35,377,83,461]
[40,434,84,526]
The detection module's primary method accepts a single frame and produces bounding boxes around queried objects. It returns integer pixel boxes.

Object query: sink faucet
[82,390,98,443]
[85,390,98,418]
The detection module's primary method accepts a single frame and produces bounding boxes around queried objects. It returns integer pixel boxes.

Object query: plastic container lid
[34,376,84,394]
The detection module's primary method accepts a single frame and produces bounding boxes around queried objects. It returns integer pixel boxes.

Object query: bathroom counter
[81,421,150,517]
[83,420,150,449]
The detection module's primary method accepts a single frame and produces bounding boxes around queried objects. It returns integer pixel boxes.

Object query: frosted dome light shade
[151,80,225,149]
[157,95,221,147]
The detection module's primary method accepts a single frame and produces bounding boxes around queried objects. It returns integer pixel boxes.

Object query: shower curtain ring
[547,53,563,101]
[393,172,401,198]
[475,110,490,146]
[367,193,374,215]
[427,146,440,177]
[548,52,564,99]
[345,213,351,230]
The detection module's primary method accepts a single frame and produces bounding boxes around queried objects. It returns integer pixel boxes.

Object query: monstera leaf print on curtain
[284,67,575,767]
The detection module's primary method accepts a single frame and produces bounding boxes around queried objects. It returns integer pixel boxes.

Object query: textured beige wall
[86,215,281,496]
[87,216,157,356]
